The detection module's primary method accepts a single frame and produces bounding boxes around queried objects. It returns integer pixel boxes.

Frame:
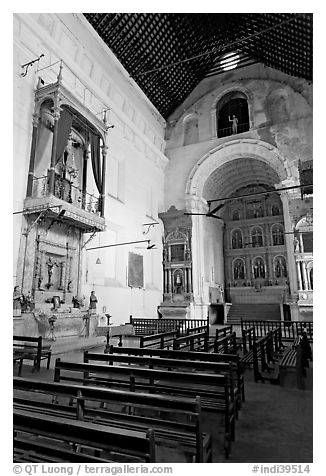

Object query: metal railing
[32,176,101,215]
[129,316,209,336]
[217,122,249,138]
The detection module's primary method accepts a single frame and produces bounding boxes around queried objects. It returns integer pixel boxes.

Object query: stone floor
[13,339,313,464]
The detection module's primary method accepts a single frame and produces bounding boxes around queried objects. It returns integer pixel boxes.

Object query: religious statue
[89,291,98,311]
[229,114,238,134]
[294,237,300,253]
[46,257,58,288]
[174,272,183,294]
[13,286,23,315]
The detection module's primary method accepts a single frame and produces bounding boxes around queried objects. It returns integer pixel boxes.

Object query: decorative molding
[185,139,295,199]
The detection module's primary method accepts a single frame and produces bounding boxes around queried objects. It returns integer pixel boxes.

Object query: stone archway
[184,139,295,318]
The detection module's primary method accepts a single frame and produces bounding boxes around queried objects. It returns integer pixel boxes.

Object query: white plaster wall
[164,64,312,211]
[13,13,167,323]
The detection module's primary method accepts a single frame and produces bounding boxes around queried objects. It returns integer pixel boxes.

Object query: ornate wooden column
[26,113,40,197]
[82,146,89,209]
[48,65,63,195]
[100,143,107,216]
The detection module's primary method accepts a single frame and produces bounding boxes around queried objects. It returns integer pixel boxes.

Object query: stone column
[278,186,299,295]
[187,196,208,307]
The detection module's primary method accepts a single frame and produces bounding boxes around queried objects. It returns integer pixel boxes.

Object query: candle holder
[47,315,57,341]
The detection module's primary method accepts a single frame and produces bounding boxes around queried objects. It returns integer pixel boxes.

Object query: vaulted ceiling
[84,13,312,119]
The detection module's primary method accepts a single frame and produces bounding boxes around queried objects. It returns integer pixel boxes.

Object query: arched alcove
[216,91,249,137]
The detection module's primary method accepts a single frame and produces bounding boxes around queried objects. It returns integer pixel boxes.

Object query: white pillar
[278,186,299,295]
[296,260,303,290]
[301,261,309,290]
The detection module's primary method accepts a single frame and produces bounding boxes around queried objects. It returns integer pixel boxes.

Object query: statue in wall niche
[229,115,238,134]
[46,257,58,289]
[174,272,183,294]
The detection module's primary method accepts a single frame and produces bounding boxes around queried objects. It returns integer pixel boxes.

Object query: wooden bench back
[55,358,226,387]
[215,325,233,339]
[84,351,233,375]
[14,407,156,462]
[13,335,42,351]
[173,331,208,351]
[139,329,180,349]
[14,376,207,462]
[241,327,256,354]
[186,324,209,336]
[214,332,237,354]
[108,345,240,363]
[14,376,201,415]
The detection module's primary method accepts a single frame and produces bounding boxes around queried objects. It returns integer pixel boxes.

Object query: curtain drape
[91,133,102,194]
[55,108,73,164]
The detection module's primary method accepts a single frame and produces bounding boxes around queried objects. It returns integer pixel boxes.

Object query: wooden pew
[279,336,312,390]
[186,324,209,336]
[216,325,233,339]
[173,332,208,351]
[241,327,255,355]
[13,335,52,375]
[107,345,245,406]
[84,350,241,413]
[54,359,235,458]
[214,332,238,355]
[14,377,212,463]
[139,329,180,349]
[14,407,156,463]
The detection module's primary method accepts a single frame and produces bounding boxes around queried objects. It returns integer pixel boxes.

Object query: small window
[232,209,240,221]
